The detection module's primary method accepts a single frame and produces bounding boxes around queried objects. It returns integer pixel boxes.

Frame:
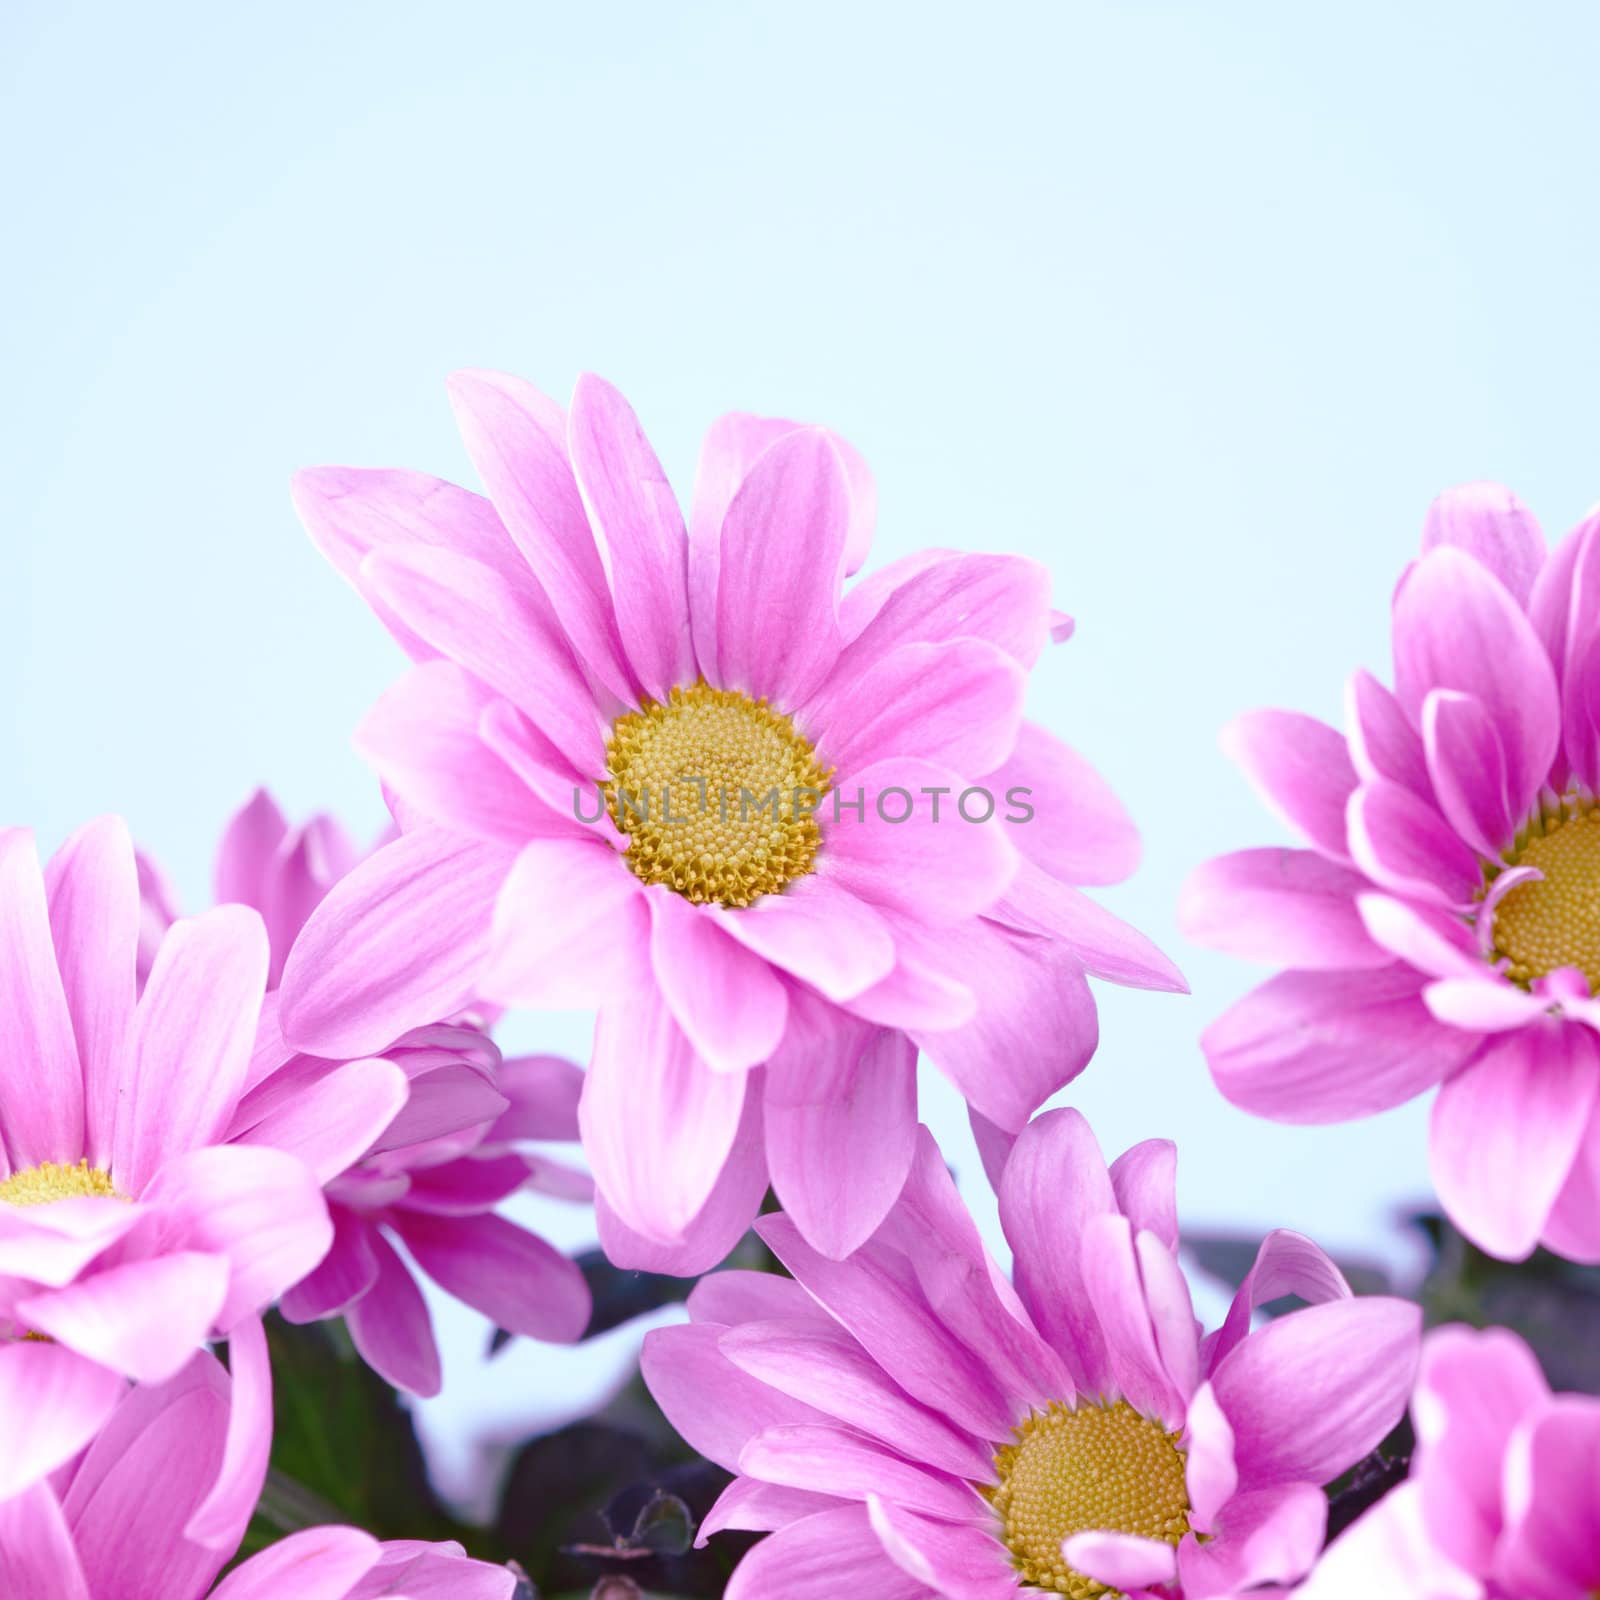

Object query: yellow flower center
[0,1159,123,1206]
[1492,808,1600,992]
[604,681,832,908]
[989,1400,1190,1598]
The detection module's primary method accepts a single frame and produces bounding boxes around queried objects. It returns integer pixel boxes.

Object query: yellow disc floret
[0,1159,122,1207]
[604,681,831,908]
[989,1399,1190,1597]
[1493,808,1600,991]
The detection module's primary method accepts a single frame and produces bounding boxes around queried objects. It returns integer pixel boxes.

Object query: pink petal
[210,1528,381,1600]
[1420,481,1546,609]
[866,1496,1018,1600]
[1495,1395,1600,1597]
[1347,778,1482,907]
[116,904,268,1194]
[1203,1229,1351,1375]
[1220,709,1358,861]
[715,428,850,707]
[1108,1138,1179,1251]
[1179,848,1388,970]
[649,891,789,1074]
[1211,1296,1420,1487]
[725,1504,935,1600]
[1061,1530,1178,1590]
[280,1206,380,1322]
[43,817,139,1170]
[232,1057,408,1185]
[1559,626,1600,794]
[1542,1090,1600,1262]
[568,371,694,700]
[1424,975,1552,1031]
[1080,1213,1184,1425]
[257,816,360,986]
[0,1342,124,1501]
[1344,669,1433,803]
[489,1052,583,1141]
[212,789,289,912]
[444,370,636,701]
[0,827,84,1168]
[1392,545,1560,817]
[1174,1481,1327,1595]
[345,1229,441,1396]
[1297,1480,1479,1600]
[687,1268,829,1327]
[1184,1380,1238,1532]
[186,1314,273,1548]
[579,987,750,1242]
[764,1004,918,1260]
[1429,1022,1600,1260]
[0,1484,91,1600]
[697,1477,841,1542]
[1422,689,1516,858]
[394,1211,590,1343]
[1356,893,1483,981]
[1202,966,1480,1123]
[0,1195,144,1286]
[280,829,512,1059]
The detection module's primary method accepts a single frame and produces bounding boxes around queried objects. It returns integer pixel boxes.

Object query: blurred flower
[1183,484,1600,1263]
[641,1109,1419,1599]
[279,370,1183,1270]
[0,1338,513,1597]
[1298,1324,1600,1599]
[143,790,593,1394]
[0,821,337,1509]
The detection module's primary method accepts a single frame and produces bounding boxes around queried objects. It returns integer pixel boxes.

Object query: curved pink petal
[0,1342,124,1501]
[687,1267,829,1327]
[1392,545,1560,817]
[1062,1530,1178,1591]
[1348,778,1482,907]
[345,1229,441,1396]
[281,1207,381,1322]
[257,817,360,986]
[1421,482,1546,608]
[444,370,636,702]
[213,792,291,915]
[725,1503,935,1600]
[1109,1138,1179,1251]
[764,1003,918,1259]
[1356,893,1483,981]
[715,428,850,707]
[698,1477,841,1543]
[0,1194,144,1286]
[1174,1481,1327,1596]
[186,1314,273,1548]
[1203,966,1479,1123]
[43,817,139,1170]
[1495,1395,1600,1598]
[1429,1022,1600,1260]
[866,1496,1018,1600]
[1297,1479,1479,1600]
[1345,669,1432,803]
[567,371,694,699]
[1081,1213,1184,1425]
[280,829,512,1059]
[1211,1296,1420,1487]
[1423,689,1516,858]
[231,1056,407,1186]
[0,1484,91,1600]
[1220,710,1357,861]
[1184,1380,1238,1533]
[0,827,84,1169]
[1203,1229,1351,1375]
[1542,1089,1600,1262]
[1424,974,1553,1031]
[210,1528,381,1600]
[1179,848,1388,971]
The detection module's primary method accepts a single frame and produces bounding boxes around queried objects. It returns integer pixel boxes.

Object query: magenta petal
[43,816,139,1170]
[0,1342,124,1500]
[1344,669,1434,803]
[726,1504,934,1600]
[1429,1022,1600,1260]
[0,1195,144,1286]
[212,789,289,912]
[281,1207,381,1322]
[687,1268,829,1327]
[345,1229,441,1396]
[1422,689,1516,858]
[1420,481,1546,609]
[698,1477,841,1542]
[764,1000,917,1260]
[280,829,512,1059]
[715,428,850,707]
[1183,1381,1238,1533]
[1495,1395,1600,1597]
[1203,1228,1351,1376]
[1220,709,1358,861]
[1559,626,1600,793]
[1356,893,1483,981]
[0,827,84,1168]
[1203,966,1479,1123]
[0,1484,90,1600]
[186,1314,273,1549]
[1542,1091,1600,1262]
[1179,848,1390,970]
[395,1211,590,1344]
[1297,1480,1475,1600]
[1392,545,1560,817]
[210,1528,381,1600]
[235,1057,408,1185]
[1080,1213,1184,1425]
[1175,1481,1327,1595]
[1062,1530,1177,1590]
[568,371,695,700]
[1211,1296,1420,1487]
[1003,863,1187,991]
[1347,778,1482,907]
[866,1496,1018,1600]
[1108,1138,1178,1251]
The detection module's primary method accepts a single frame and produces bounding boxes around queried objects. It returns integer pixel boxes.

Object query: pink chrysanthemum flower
[145,790,593,1394]
[641,1109,1419,1599]
[0,821,344,1512]
[0,1340,513,1598]
[278,371,1184,1270]
[1298,1325,1600,1600]
[1181,485,1600,1263]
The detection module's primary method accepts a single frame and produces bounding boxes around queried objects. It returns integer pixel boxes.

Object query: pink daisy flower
[0,1339,513,1599]
[278,370,1184,1270]
[0,820,351,1510]
[144,790,593,1394]
[1299,1324,1600,1600]
[640,1108,1419,1599]
[1181,484,1600,1263]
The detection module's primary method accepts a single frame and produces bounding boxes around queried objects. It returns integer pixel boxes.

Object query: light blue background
[5,0,1598,1506]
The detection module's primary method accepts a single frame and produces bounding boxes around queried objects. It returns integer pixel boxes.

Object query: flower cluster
[4,372,1592,1595]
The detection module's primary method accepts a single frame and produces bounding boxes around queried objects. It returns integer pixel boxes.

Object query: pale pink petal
[1109,1138,1179,1251]
[1559,626,1600,794]
[1081,1213,1184,1425]
[0,1484,91,1600]
[580,987,749,1242]
[281,1207,380,1322]
[395,1211,589,1343]
[213,789,289,910]
[1348,779,1482,907]
[688,1267,831,1327]
[1296,1480,1479,1600]
[1137,1229,1202,1404]
[280,830,513,1059]
[0,1342,124,1500]
[258,817,360,985]
[1495,1395,1600,1598]
[1202,966,1479,1123]
[1211,1296,1420,1487]
[650,891,788,1073]
[1424,975,1553,1031]
[1529,508,1600,682]
[43,817,139,1170]
[866,1496,1019,1600]
[1220,710,1357,861]
[116,904,268,1194]
[0,1195,144,1286]
[764,998,917,1259]
[1062,1530,1177,1590]
[210,1528,381,1600]
[716,428,850,706]
[0,827,84,1168]
[1429,1022,1600,1260]
[568,371,695,699]
[1203,1229,1352,1382]
[1184,1380,1238,1533]
[1392,545,1560,816]
[346,1229,441,1396]
[1174,1482,1327,1595]
[186,1314,273,1548]
[1420,481,1546,608]
[725,1504,935,1600]
[480,837,643,1010]
[697,1477,841,1543]
[1356,893,1484,981]
[1179,848,1388,970]
[489,1053,583,1141]
[1345,669,1433,802]
[443,370,636,701]
[233,1057,407,1185]
[1542,1090,1600,1261]
[1423,689,1516,857]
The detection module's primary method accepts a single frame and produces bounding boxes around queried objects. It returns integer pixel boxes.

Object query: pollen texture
[1494,808,1600,991]
[0,1159,122,1207]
